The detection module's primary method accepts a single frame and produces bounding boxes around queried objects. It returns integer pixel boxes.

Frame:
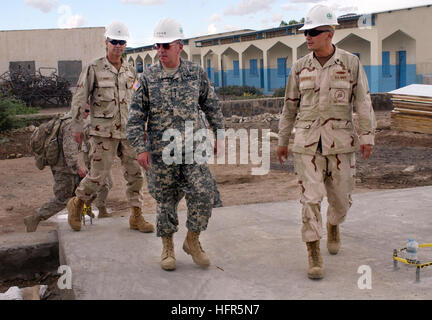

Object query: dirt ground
[0,110,432,236]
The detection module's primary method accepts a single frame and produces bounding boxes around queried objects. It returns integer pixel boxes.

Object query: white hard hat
[105,21,130,41]
[152,18,184,44]
[299,5,339,30]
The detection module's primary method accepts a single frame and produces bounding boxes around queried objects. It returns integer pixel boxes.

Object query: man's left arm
[352,59,376,159]
[63,122,81,174]
[198,67,225,135]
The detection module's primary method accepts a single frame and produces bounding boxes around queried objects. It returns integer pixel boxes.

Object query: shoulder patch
[133,80,140,91]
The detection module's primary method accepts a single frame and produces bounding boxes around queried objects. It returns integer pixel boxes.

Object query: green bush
[273,87,286,97]
[0,95,38,132]
[216,85,263,97]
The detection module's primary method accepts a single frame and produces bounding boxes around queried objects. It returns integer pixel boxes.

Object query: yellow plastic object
[81,204,93,226]
[393,243,432,282]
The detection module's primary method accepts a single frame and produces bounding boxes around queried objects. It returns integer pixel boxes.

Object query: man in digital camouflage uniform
[277,5,376,279]
[67,21,154,233]
[24,113,87,232]
[127,18,224,271]
[82,106,113,218]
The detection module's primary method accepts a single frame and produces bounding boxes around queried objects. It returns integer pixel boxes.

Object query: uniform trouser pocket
[293,153,326,242]
[325,152,355,225]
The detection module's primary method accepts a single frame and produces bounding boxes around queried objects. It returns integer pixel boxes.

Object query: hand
[77,167,87,178]
[277,146,289,164]
[137,152,151,171]
[213,139,224,158]
[73,132,83,144]
[360,144,373,160]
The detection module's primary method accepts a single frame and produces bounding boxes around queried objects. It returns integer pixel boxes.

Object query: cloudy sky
[2,0,431,47]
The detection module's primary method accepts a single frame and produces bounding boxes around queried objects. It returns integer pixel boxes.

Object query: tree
[279,20,288,27]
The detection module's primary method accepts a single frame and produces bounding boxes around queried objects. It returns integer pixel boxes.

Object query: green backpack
[29,114,68,170]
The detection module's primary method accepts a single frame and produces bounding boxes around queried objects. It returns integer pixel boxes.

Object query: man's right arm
[277,65,300,163]
[71,64,94,141]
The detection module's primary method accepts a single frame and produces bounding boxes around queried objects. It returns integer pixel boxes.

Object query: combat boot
[306,240,323,279]
[24,215,41,233]
[97,206,112,218]
[183,231,210,267]
[129,207,154,233]
[67,197,84,231]
[161,234,176,271]
[327,222,340,255]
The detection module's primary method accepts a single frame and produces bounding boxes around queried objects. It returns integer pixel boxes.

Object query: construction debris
[226,113,281,123]
[0,68,72,108]
[0,285,48,300]
[389,84,432,134]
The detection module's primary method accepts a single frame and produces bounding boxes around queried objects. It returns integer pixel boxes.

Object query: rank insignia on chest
[133,80,140,91]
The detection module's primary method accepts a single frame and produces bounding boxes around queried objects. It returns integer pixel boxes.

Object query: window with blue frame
[382,51,391,77]
[250,59,258,77]
[233,60,239,77]
[277,58,286,77]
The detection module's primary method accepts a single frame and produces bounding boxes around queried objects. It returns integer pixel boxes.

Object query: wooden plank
[393,108,432,117]
[390,111,432,134]
[392,103,432,112]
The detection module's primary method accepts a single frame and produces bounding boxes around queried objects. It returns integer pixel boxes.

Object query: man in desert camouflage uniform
[67,22,154,233]
[82,106,113,218]
[127,18,224,271]
[24,113,87,232]
[277,5,376,279]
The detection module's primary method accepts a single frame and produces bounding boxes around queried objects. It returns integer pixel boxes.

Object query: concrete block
[0,230,59,280]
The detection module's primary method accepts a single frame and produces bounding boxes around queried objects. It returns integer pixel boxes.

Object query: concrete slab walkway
[56,186,432,300]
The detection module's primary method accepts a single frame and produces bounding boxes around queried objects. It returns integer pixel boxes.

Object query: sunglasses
[153,42,177,50]
[304,29,330,37]
[109,39,127,46]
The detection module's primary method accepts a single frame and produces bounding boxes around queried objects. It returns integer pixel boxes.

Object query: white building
[126,4,432,94]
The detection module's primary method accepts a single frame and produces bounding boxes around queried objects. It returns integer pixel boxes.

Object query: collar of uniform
[103,56,128,74]
[157,58,188,80]
[311,44,339,70]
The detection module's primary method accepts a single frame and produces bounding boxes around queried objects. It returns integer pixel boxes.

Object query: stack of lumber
[389,84,432,134]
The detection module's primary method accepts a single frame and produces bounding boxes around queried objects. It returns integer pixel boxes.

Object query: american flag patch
[133,80,140,91]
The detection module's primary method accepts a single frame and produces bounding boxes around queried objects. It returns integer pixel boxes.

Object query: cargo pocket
[299,80,315,107]
[93,80,117,118]
[329,80,351,106]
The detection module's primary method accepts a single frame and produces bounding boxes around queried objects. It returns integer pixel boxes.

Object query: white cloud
[25,0,58,13]
[210,14,222,22]
[291,0,321,3]
[120,0,165,5]
[57,5,87,28]
[281,4,295,10]
[207,24,218,34]
[225,0,275,16]
[261,12,284,25]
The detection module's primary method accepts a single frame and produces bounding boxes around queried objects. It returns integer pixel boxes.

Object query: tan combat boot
[97,206,112,218]
[129,207,155,233]
[24,215,41,233]
[67,197,84,231]
[183,231,210,267]
[161,235,176,271]
[327,222,341,255]
[306,240,323,279]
